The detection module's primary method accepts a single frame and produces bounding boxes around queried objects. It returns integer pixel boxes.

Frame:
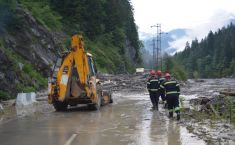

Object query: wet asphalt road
[0,92,206,145]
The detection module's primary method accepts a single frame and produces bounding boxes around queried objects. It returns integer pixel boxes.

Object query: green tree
[174,24,235,78]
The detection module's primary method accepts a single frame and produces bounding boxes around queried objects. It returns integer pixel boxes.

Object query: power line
[151,24,167,71]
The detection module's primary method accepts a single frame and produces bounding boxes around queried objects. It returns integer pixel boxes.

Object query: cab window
[88,56,95,76]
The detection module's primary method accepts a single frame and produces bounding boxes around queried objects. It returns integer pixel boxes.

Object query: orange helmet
[165,73,171,78]
[150,70,155,76]
[156,70,162,76]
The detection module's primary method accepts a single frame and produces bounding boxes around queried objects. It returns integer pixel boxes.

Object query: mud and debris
[181,79,235,144]
[0,99,16,124]
[101,76,235,144]
[99,73,147,92]
[183,118,235,144]
[0,91,53,124]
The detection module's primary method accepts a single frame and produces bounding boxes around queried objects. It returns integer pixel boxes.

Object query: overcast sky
[131,0,235,51]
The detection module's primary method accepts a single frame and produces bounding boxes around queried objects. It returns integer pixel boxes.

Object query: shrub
[23,64,47,88]
[0,90,10,100]
[22,86,36,93]
[18,0,62,31]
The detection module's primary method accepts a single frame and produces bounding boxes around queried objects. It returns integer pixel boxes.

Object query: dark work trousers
[159,92,166,101]
[149,91,159,107]
[166,94,180,114]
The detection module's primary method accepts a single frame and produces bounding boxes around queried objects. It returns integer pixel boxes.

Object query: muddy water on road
[0,91,205,145]
[45,92,206,145]
[86,92,206,145]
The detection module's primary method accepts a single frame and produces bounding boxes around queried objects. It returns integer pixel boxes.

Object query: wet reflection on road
[0,91,206,145]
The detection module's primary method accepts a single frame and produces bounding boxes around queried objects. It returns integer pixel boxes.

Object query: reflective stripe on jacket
[147,76,160,92]
[158,77,165,84]
[160,80,180,95]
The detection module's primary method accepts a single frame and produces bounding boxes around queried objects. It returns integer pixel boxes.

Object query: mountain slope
[0,2,62,99]
[0,0,141,99]
[49,0,142,72]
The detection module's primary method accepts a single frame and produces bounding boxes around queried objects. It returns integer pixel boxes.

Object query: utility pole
[151,24,161,70]
[150,25,156,69]
[151,24,167,71]
[156,24,161,70]
[152,37,155,69]
[159,31,168,71]
[159,31,162,71]
[159,30,164,71]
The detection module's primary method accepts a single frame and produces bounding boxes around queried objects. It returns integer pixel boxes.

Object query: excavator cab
[48,35,112,111]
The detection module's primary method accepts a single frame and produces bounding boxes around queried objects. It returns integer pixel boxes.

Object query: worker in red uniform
[147,70,160,110]
[160,73,181,120]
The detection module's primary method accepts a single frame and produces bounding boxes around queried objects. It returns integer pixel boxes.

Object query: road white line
[64,134,77,145]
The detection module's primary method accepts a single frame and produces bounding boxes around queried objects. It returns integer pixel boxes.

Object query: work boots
[164,102,168,109]
[169,112,173,118]
[151,105,156,110]
[155,104,158,111]
[151,104,158,111]
[169,112,180,120]
[177,113,180,120]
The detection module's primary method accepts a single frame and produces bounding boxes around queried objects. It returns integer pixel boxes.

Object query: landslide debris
[180,79,235,144]
[99,73,147,92]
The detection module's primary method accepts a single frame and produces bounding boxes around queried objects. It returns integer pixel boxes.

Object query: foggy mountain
[141,19,235,69]
[142,19,235,55]
[141,28,188,68]
[142,28,188,54]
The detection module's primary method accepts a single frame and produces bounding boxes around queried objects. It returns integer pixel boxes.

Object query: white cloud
[131,0,235,33]
[168,10,235,53]
[131,0,235,54]
[169,36,189,52]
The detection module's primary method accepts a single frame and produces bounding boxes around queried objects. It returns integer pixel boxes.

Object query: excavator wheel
[89,86,102,110]
[109,94,113,104]
[88,94,101,110]
[108,91,113,104]
[53,101,68,111]
[94,87,102,110]
[103,91,113,104]
[93,94,101,110]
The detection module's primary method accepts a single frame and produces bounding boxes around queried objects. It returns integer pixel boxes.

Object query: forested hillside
[0,0,141,99]
[174,23,235,78]
[19,0,142,73]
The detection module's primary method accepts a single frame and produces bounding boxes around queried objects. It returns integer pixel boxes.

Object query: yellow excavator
[48,35,112,111]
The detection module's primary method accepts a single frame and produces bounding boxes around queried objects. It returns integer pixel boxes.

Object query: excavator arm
[48,34,111,111]
[54,35,93,102]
